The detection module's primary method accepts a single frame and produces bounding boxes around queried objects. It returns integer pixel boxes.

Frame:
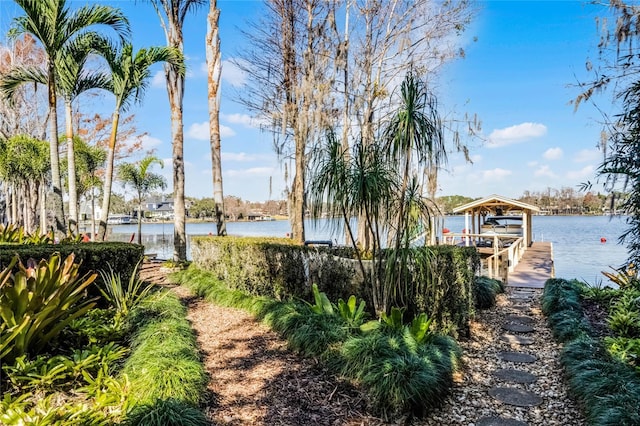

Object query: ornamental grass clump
[123,291,206,407]
[543,278,640,425]
[473,276,504,309]
[172,267,462,418]
[341,307,460,417]
[123,398,209,426]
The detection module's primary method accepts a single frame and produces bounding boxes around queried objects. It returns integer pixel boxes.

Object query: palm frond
[0,65,47,103]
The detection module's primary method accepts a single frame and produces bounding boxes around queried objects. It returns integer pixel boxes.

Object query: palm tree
[95,41,184,241]
[118,156,167,245]
[0,135,49,233]
[206,0,226,236]
[382,70,445,247]
[8,0,129,238]
[148,0,206,260]
[73,137,106,239]
[58,36,110,235]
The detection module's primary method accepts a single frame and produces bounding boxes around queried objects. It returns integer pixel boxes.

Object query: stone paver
[504,315,535,324]
[488,387,543,407]
[502,323,535,333]
[477,416,529,426]
[497,351,537,363]
[500,334,534,345]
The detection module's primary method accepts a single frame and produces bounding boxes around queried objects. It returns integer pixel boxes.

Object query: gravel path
[417,288,586,426]
[142,263,586,425]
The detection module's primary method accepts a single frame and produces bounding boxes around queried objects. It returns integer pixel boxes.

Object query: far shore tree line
[179,186,625,222]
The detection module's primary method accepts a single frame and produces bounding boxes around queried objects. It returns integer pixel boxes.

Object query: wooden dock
[506,242,554,289]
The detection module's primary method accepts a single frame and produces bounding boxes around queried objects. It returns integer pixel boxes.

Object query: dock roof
[452,194,540,214]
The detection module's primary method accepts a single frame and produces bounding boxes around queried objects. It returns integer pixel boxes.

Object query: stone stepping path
[502,322,535,333]
[480,288,549,426]
[492,368,538,384]
[488,387,543,407]
[477,416,529,426]
[505,315,535,324]
[500,334,534,345]
[497,351,537,363]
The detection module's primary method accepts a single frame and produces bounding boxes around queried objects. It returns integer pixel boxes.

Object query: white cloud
[573,148,601,163]
[487,122,547,148]
[222,59,247,87]
[187,122,209,140]
[543,147,563,160]
[151,70,165,88]
[220,112,270,129]
[534,165,556,178]
[121,134,163,152]
[220,125,236,138]
[187,121,236,140]
[482,168,512,181]
[470,154,483,163]
[222,152,273,162]
[527,160,538,167]
[566,165,595,180]
[140,135,162,150]
[225,167,274,178]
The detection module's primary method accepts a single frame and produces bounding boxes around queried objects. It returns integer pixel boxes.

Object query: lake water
[108,215,630,285]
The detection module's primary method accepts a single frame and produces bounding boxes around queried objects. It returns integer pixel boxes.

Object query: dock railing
[441,232,526,281]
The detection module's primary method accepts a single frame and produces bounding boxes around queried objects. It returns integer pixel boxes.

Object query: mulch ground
[140,262,588,425]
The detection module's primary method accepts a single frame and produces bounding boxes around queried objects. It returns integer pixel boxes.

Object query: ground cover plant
[172,266,462,420]
[0,249,208,425]
[542,277,640,425]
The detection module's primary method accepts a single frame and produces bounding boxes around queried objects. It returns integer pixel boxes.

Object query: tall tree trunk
[91,186,96,239]
[39,181,46,232]
[166,61,186,261]
[137,199,143,245]
[10,186,16,226]
[65,99,78,235]
[98,109,120,241]
[48,65,65,238]
[206,0,227,236]
[290,139,306,244]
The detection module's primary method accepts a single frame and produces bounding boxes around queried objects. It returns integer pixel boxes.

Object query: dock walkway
[506,242,554,289]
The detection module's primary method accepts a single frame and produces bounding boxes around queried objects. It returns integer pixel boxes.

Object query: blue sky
[0,1,615,202]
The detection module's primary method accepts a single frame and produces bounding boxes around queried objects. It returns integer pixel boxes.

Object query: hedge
[0,242,145,292]
[190,236,479,336]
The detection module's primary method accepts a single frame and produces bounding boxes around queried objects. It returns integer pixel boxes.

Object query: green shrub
[607,290,640,338]
[339,328,460,417]
[0,253,98,363]
[124,292,207,407]
[473,276,504,309]
[544,278,640,425]
[604,336,640,371]
[98,260,155,323]
[0,393,113,425]
[172,266,461,419]
[189,238,479,337]
[123,398,209,426]
[3,342,127,392]
[0,242,145,294]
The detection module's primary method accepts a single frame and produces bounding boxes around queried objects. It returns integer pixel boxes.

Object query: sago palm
[118,156,167,245]
[8,0,129,238]
[96,41,184,241]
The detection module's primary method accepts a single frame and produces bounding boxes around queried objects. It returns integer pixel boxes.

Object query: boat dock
[505,242,554,289]
[445,195,555,289]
